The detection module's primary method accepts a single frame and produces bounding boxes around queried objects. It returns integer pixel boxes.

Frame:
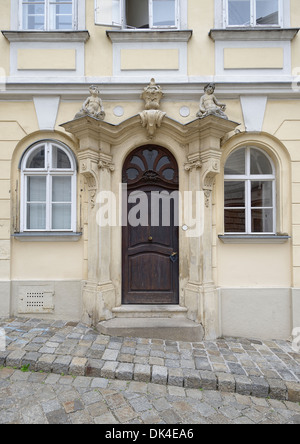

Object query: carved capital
[98,153,115,173]
[184,154,202,172]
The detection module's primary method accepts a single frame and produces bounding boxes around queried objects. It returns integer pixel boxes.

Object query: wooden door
[122,145,179,304]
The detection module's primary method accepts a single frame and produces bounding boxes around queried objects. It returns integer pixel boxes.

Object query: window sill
[209,28,299,42]
[13,232,82,242]
[218,234,290,244]
[107,29,193,43]
[1,30,90,43]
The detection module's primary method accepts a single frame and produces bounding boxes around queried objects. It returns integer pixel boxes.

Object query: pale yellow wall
[187,0,215,76]
[224,48,284,70]
[11,241,84,280]
[84,0,113,77]
[1,122,86,282]
[18,49,77,71]
[217,243,291,287]
[0,0,11,76]
[291,0,300,70]
[121,49,179,71]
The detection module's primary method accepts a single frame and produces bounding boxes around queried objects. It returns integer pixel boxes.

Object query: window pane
[49,0,73,30]
[250,149,273,175]
[225,148,245,175]
[52,147,72,169]
[251,181,273,207]
[256,0,279,25]
[26,146,45,169]
[225,209,246,232]
[126,0,149,28]
[22,1,45,30]
[27,176,46,202]
[228,0,251,26]
[27,203,46,229]
[225,181,245,207]
[153,0,176,27]
[251,208,273,232]
[52,203,71,229]
[52,176,71,202]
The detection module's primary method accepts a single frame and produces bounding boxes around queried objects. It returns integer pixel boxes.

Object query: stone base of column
[185,282,220,340]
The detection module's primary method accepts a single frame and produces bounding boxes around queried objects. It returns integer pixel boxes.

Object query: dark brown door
[122,145,179,305]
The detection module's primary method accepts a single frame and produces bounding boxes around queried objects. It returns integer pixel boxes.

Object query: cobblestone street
[1,317,300,424]
[1,368,300,424]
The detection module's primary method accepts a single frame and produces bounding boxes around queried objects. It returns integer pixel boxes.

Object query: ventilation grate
[18,286,54,314]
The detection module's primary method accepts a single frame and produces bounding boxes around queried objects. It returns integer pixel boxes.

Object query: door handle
[170,252,178,263]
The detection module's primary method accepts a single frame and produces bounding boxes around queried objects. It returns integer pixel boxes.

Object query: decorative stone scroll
[140,79,166,139]
[78,154,99,209]
[202,158,221,207]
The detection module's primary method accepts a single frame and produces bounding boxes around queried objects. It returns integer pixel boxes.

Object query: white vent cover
[18,286,54,314]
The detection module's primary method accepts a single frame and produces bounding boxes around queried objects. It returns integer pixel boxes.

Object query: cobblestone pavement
[1,368,300,424]
[0,317,300,405]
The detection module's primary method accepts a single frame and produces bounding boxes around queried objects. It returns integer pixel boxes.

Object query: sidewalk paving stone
[0,317,300,404]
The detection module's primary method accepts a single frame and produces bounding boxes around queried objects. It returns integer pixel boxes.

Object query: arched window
[224,147,276,234]
[20,140,77,232]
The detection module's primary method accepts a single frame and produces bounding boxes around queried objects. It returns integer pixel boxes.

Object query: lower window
[20,141,77,232]
[224,147,276,234]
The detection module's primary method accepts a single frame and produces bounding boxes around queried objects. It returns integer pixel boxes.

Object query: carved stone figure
[196,83,228,120]
[75,85,106,120]
[140,79,166,139]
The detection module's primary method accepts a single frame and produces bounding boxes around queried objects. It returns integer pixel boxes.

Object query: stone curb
[2,352,300,403]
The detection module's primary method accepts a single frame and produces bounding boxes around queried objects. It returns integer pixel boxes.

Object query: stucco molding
[107,30,193,43]
[2,30,90,43]
[209,28,299,42]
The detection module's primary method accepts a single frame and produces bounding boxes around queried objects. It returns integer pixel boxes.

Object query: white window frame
[19,0,78,31]
[95,0,180,30]
[20,141,77,233]
[224,0,283,28]
[224,147,276,235]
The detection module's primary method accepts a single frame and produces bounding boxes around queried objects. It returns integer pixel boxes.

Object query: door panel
[122,145,179,305]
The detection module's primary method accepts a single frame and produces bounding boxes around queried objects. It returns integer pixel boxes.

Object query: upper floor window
[226,0,281,27]
[21,0,77,30]
[224,147,276,234]
[20,141,77,232]
[95,0,179,29]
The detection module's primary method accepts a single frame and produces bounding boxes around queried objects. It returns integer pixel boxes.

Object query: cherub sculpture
[196,83,228,120]
[75,85,105,120]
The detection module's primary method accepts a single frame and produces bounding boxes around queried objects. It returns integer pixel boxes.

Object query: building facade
[0,0,299,340]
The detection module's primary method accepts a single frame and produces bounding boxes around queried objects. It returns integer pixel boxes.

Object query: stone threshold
[98,317,204,342]
[1,350,300,403]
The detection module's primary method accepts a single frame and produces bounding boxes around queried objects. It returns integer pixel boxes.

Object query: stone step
[97,317,204,342]
[112,304,188,319]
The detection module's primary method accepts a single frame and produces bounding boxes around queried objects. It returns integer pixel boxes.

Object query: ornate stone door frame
[62,113,238,339]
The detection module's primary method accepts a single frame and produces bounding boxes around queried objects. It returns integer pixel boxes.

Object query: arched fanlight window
[20,141,77,232]
[224,147,276,234]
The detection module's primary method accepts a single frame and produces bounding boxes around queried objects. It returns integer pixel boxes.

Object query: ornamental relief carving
[140,79,166,139]
[202,158,221,207]
[79,158,99,209]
